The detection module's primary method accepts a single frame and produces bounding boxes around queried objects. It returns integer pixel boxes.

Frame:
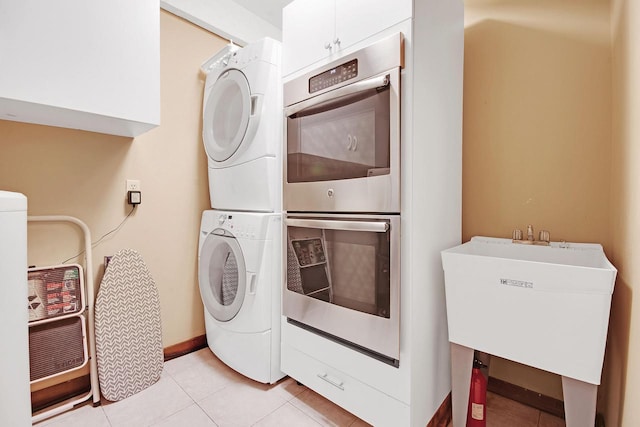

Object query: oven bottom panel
[281,318,409,403]
[281,341,409,427]
[287,318,399,367]
[283,288,400,361]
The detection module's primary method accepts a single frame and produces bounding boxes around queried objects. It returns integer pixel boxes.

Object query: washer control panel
[215,214,257,239]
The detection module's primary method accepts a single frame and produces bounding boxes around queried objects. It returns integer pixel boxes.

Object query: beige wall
[4,2,637,422]
[463,0,612,401]
[0,11,225,358]
[602,0,640,425]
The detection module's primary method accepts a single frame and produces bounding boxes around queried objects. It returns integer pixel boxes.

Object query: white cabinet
[334,0,411,53]
[0,0,160,137]
[281,0,464,425]
[282,338,410,426]
[282,0,335,77]
[282,0,411,77]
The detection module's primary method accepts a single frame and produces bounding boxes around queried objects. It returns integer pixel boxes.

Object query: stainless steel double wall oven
[283,33,403,365]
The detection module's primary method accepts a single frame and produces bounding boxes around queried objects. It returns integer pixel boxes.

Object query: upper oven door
[284,33,403,214]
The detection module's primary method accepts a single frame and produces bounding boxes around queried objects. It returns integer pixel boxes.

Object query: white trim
[160,0,282,45]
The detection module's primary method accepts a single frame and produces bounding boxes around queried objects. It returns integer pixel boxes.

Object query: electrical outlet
[128,191,142,205]
[126,179,141,192]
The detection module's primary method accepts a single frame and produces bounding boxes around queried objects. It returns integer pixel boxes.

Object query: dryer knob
[218,214,227,225]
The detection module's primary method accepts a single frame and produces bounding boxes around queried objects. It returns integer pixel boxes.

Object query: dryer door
[198,230,246,322]
[203,69,253,162]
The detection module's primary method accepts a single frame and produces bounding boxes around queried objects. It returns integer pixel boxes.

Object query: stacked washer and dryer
[197,38,285,384]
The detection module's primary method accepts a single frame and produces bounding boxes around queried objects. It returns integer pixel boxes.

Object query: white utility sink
[441,236,617,427]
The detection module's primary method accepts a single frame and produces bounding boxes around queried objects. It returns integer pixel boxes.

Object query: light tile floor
[35,348,367,427]
[446,392,566,427]
[35,348,565,427]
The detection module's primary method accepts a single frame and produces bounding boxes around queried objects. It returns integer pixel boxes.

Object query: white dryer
[198,209,284,384]
[202,38,282,212]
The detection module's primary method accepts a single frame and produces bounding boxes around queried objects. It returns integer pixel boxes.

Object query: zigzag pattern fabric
[95,249,163,401]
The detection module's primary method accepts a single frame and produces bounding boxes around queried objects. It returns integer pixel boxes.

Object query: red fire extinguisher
[467,359,487,427]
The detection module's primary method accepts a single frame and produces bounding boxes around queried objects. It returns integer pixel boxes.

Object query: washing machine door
[203,69,253,162]
[198,230,246,322]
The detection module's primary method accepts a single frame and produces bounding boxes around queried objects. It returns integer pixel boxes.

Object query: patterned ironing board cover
[95,249,163,401]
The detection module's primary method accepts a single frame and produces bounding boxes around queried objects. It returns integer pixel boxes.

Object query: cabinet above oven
[282,0,411,78]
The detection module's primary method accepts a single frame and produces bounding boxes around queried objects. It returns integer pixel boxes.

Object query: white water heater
[0,191,31,426]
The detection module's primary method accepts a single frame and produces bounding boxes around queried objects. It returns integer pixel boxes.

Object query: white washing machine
[202,38,282,212]
[0,191,30,426]
[198,209,284,384]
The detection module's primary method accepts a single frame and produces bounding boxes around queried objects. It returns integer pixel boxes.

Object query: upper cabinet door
[0,0,159,137]
[334,0,412,52]
[283,0,336,77]
[283,0,412,78]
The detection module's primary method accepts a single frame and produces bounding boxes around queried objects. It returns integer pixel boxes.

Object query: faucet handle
[512,229,523,240]
[527,224,534,241]
[539,230,550,243]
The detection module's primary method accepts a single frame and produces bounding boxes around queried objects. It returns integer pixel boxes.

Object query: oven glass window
[287,224,391,318]
[287,86,391,183]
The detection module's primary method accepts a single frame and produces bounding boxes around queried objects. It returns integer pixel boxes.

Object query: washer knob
[218,214,227,225]
[327,189,334,198]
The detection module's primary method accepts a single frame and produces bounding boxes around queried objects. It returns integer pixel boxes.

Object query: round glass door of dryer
[198,230,246,322]
[203,69,253,162]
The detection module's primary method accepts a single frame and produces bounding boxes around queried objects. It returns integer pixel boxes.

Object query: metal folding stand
[28,215,100,423]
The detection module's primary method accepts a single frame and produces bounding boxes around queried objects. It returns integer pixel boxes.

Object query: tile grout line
[105,374,195,427]
[249,381,321,427]
[192,399,221,427]
[161,368,223,427]
[164,357,238,411]
[100,400,117,427]
[249,379,307,426]
[249,400,299,426]
[157,373,201,425]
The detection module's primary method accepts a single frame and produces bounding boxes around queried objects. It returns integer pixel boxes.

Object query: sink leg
[561,376,598,427]
[450,343,474,427]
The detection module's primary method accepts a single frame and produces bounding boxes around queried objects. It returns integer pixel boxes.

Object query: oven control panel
[309,59,358,93]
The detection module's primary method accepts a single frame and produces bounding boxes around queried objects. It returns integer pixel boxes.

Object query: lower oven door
[284,214,400,365]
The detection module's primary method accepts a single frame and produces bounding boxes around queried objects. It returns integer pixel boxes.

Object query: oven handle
[284,73,390,117]
[286,218,389,233]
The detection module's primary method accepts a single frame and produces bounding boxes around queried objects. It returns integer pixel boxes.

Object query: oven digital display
[309,59,358,93]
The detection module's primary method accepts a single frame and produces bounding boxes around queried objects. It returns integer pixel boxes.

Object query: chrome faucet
[512,225,550,246]
[527,224,534,241]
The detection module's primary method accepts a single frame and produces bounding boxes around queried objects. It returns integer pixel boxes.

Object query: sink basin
[441,236,617,385]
